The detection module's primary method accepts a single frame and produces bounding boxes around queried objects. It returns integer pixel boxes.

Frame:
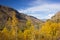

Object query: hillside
[0,5,60,40]
[51,11,60,22]
[0,5,43,31]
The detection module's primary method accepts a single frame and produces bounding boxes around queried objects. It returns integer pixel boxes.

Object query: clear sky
[0,0,60,19]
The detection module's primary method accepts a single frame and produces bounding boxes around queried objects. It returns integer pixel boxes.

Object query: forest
[0,11,60,40]
[0,0,60,40]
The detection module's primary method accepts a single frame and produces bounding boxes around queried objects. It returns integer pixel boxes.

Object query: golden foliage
[39,21,60,40]
[1,13,60,40]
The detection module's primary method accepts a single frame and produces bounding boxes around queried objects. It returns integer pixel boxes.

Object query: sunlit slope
[0,5,43,31]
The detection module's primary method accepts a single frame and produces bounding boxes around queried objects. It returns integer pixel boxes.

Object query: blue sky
[0,0,60,19]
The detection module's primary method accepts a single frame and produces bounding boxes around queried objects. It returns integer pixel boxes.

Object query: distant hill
[51,11,60,22]
[0,5,43,31]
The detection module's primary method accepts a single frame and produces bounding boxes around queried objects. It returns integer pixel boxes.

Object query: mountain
[41,19,47,21]
[0,5,43,31]
[51,11,60,22]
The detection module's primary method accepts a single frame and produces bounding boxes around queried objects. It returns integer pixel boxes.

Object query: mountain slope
[51,11,60,22]
[0,5,43,31]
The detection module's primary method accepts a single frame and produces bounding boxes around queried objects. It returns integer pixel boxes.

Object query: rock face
[0,5,43,31]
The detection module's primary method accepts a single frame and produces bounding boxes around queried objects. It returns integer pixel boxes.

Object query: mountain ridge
[0,5,43,31]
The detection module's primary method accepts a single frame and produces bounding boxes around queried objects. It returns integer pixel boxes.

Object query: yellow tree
[10,11,18,35]
[26,19,32,29]
[10,11,18,40]
[39,21,60,40]
[34,30,40,40]
[56,23,60,40]
[17,30,24,40]
[5,17,12,31]
[2,27,9,40]
[2,27,9,35]
[24,19,35,40]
